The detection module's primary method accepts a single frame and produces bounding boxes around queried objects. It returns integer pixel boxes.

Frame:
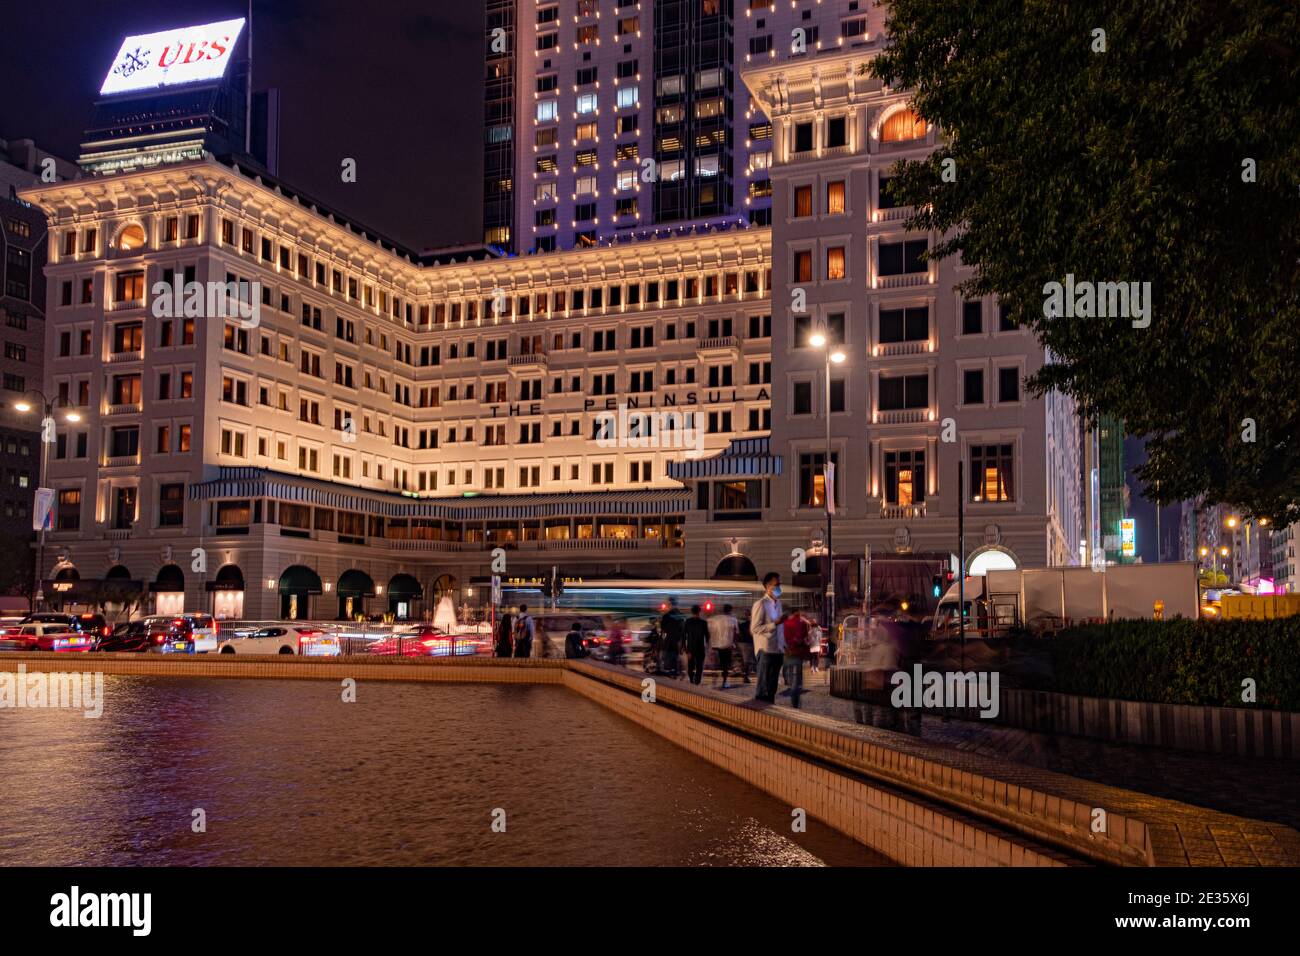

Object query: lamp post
[808,325,846,632]
[13,392,81,610]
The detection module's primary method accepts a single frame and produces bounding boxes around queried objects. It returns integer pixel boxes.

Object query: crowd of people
[486,573,832,707]
[647,572,830,706]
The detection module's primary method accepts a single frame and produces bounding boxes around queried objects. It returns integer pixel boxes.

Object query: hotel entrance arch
[279,565,322,620]
[386,573,422,620]
[336,569,376,620]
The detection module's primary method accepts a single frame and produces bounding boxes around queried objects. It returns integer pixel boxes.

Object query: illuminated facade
[681,48,1083,587]
[22,158,772,618]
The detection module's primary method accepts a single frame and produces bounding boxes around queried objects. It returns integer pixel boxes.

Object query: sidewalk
[653,663,1300,831]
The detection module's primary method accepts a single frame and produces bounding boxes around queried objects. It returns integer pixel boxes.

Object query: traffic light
[931,575,943,598]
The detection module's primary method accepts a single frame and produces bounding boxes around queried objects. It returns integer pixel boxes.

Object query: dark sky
[1124,436,1180,563]
[0,0,485,250]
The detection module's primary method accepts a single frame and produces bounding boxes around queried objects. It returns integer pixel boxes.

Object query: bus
[497,578,812,654]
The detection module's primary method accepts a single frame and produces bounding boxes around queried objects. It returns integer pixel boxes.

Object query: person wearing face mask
[750,572,789,703]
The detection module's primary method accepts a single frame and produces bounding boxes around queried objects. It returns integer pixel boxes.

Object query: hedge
[1029,617,1300,711]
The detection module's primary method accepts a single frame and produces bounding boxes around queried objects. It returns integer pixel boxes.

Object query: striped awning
[190,467,691,520]
[666,437,783,480]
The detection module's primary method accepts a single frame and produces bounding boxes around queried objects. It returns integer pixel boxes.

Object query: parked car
[94,620,157,652]
[0,622,93,652]
[367,624,460,657]
[19,612,110,640]
[137,614,219,654]
[217,624,340,656]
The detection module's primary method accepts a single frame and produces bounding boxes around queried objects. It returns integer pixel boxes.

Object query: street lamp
[808,325,846,632]
[13,391,80,610]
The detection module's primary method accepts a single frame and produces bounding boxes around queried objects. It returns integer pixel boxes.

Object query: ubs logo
[112,47,151,79]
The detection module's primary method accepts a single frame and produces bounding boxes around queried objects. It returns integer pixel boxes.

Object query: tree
[871,0,1300,523]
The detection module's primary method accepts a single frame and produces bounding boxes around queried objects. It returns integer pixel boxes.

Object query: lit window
[881,109,927,143]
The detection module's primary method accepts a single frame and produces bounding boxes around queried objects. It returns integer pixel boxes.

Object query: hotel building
[21,37,1082,622]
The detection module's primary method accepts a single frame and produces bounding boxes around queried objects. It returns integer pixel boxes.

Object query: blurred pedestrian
[605,615,626,666]
[781,609,812,708]
[513,604,534,659]
[751,572,787,703]
[684,604,709,685]
[564,620,589,659]
[495,609,514,658]
[659,597,685,677]
[735,613,755,684]
[708,603,738,689]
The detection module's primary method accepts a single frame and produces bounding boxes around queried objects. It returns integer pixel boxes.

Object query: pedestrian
[751,572,787,703]
[735,614,755,684]
[708,603,738,689]
[512,604,534,659]
[495,610,514,658]
[684,604,709,685]
[605,615,626,666]
[659,597,685,677]
[530,612,547,659]
[781,609,811,708]
[564,621,589,659]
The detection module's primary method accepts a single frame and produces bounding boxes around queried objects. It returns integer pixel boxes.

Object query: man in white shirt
[707,603,738,689]
[750,572,787,703]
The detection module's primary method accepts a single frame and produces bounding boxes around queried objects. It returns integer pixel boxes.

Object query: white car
[217,624,340,656]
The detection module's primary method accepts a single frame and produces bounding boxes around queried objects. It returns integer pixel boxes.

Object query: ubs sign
[99,18,246,96]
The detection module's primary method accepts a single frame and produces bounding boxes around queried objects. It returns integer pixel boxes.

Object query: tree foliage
[871,0,1300,522]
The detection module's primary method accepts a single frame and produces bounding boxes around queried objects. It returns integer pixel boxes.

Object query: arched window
[118,224,146,251]
[880,109,927,144]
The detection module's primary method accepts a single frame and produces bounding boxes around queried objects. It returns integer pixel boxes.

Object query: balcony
[105,402,142,416]
[106,349,144,364]
[697,335,740,359]
[103,454,141,467]
[875,206,912,224]
[508,353,548,371]
[873,340,931,358]
[880,503,927,520]
[874,408,930,425]
[109,297,145,312]
[875,272,931,290]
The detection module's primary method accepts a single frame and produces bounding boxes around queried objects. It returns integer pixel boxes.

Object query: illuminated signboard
[1120,518,1136,558]
[99,18,246,96]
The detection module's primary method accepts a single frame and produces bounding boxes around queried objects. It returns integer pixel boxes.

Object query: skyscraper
[481,0,886,253]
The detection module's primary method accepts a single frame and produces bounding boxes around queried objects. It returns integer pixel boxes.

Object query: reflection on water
[0,676,884,866]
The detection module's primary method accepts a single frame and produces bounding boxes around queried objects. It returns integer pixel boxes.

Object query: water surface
[0,676,883,866]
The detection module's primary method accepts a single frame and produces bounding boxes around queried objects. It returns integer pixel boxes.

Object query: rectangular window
[971,444,1015,502]
[878,239,928,276]
[998,366,1021,403]
[884,450,926,505]
[879,374,929,411]
[963,368,985,405]
[879,307,929,343]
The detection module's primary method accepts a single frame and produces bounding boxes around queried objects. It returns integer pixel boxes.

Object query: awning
[387,573,422,599]
[190,466,691,518]
[206,564,246,592]
[337,569,376,597]
[279,565,323,595]
[667,437,783,480]
[149,564,186,593]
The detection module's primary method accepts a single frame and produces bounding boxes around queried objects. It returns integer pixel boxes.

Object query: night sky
[0,0,485,250]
